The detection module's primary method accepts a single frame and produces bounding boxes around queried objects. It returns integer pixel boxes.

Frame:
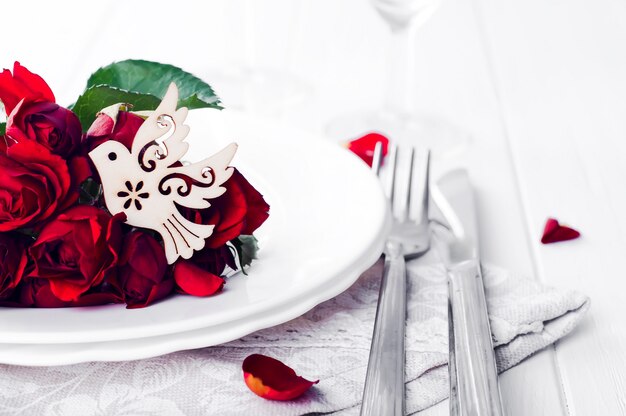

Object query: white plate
[0,109,389,354]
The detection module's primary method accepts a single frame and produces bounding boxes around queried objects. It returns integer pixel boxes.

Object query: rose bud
[346,132,389,167]
[0,233,30,301]
[0,140,75,232]
[173,259,224,297]
[118,230,174,309]
[5,100,82,158]
[28,206,123,302]
[0,61,55,116]
[182,169,270,249]
[242,354,319,401]
[85,105,146,152]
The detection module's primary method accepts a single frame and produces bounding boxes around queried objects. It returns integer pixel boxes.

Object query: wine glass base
[326,110,471,159]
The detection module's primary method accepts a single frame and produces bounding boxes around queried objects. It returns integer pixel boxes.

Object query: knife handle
[360,252,406,416]
[448,260,504,416]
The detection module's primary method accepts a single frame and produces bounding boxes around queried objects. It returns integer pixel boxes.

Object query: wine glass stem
[384,25,416,116]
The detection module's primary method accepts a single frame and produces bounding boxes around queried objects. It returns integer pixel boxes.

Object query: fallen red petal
[541,218,581,244]
[242,354,318,401]
[346,132,389,167]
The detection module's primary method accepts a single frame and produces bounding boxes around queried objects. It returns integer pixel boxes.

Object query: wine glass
[203,64,312,118]
[202,0,313,119]
[327,0,469,157]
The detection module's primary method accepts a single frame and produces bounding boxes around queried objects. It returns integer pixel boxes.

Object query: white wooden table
[3,0,623,414]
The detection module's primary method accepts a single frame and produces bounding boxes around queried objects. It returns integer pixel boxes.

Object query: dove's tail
[160,212,214,264]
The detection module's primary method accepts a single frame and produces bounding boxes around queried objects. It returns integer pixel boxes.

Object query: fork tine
[387,144,399,211]
[403,147,415,221]
[420,150,431,226]
[371,141,384,176]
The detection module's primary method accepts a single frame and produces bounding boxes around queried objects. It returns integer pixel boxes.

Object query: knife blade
[435,169,505,416]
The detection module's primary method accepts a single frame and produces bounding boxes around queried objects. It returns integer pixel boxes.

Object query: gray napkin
[0,257,589,416]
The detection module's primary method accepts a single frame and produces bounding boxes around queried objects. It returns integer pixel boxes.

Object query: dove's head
[88,140,132,185]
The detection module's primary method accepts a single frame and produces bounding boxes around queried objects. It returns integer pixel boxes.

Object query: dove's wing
[132,83,190,171]
[159,142,238,209]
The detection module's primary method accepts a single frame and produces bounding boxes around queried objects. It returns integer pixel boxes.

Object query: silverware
[436,169,504,416]
[360,143,431,416]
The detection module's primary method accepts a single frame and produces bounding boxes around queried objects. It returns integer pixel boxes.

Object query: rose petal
[242,354,319,401]
[346,132,389,167]
[48,279,93,303]
[0,62,55,115]
[173,259,224,296]
[12,62,55,103]
[541,217,581,244]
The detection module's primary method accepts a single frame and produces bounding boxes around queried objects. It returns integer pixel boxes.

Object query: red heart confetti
[346,132,389,167]
[242,354,319,401]
[541,218,581,244]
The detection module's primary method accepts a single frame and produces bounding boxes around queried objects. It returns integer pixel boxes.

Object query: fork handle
[360,251,406,416]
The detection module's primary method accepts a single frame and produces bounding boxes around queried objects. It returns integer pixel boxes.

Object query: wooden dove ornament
[89,83,238,264]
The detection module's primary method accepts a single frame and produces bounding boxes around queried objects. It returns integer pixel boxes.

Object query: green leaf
[85,59,221,110]
[73,60,222,131]
[72,85,163,130]
[232,235,259,275]
[15,227,37,240]
[78,178,103,206]
[0,122,5,135]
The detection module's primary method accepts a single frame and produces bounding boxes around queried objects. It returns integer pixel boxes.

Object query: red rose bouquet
[0,60,269,308]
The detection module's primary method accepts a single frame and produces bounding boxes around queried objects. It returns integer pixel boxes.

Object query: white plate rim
[0,222,388,366]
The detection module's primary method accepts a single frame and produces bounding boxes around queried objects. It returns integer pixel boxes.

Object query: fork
[360,143,431,416]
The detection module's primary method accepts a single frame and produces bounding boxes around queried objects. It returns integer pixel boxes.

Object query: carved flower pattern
[117,180,150,211]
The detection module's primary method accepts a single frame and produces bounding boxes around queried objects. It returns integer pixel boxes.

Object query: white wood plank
[418,349,568,416]
[475,0,626,413]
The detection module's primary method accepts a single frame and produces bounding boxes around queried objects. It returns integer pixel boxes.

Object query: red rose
[0,62,55,115]
[0,140,76,232]
[183,169,270,248]
[0,233,30,300]
[28,206,123,302]
[85,109,145,152]
[6,100,82,158]
[118,230,174,308]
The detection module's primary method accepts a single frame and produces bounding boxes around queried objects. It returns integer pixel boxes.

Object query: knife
[435,169,505,416]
